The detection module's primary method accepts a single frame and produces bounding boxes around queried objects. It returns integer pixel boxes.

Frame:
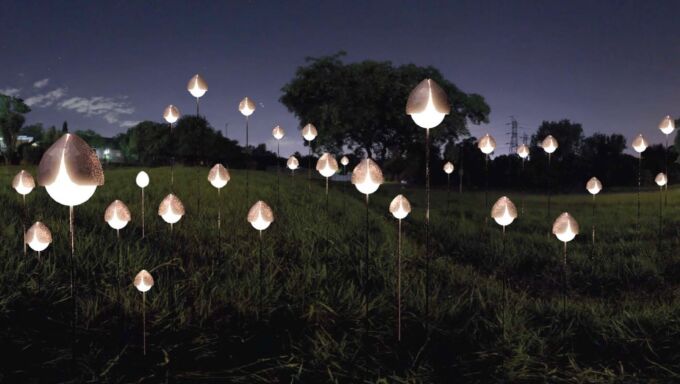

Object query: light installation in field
[208,164,230,230]
[659,115,674,204]
[655,172,667,239]
[316,153,339,258]
[272,125,285,205]
[302,123,318,190]
[240,97,256,201]
[542,135,558,233]
[136,171,149,238]
[478,133,496,225]
[158,194,185,231]
[406,78,450,323]
[287,155,299,187]
[340,155,350,206]
[632,133,648,234]
[37,132,104,361]
[187,74,207,116]
[162,105,180,186]
[352,158,384,325]
[491,196,517,338]
[517,144,529,214]
[105,200,132,238]
[443,161,454,215]
[586,177,602,245]
[552,212,579,322]
[133,269,154,356]
[25,221,52,256]
[247,200,274,317]
[12,169,35,255]
[389,194,411,342]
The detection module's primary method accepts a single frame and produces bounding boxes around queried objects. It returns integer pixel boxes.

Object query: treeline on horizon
[1,51,678,191]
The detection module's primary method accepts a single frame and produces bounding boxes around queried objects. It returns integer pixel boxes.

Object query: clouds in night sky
[58,95,135,126]
[0,88,21,97]
[25,87,67,108]
[33,78,49,89]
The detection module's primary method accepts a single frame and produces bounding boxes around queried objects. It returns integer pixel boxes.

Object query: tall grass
[1,165,679,382]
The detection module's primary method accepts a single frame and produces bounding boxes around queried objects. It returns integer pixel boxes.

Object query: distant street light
[389,194,411,342]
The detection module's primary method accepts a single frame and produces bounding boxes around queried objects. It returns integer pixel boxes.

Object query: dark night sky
[2,0,680,156]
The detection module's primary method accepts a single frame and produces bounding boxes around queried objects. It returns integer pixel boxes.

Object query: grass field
[1,165,680,382]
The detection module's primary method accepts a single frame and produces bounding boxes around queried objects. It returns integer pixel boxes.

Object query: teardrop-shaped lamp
[187,74,208,98]
[272,125,285,140]
[491,196,517,227]
[133,269,154,292]
[105,200,132,230]
[405,78,451,129]
[287,156,299,170]
[158,194,185,224]
[389,194,411,220]
[239,97,256,117]
[552,212,579,243]
[163,105,180,124]
[208,163,230,189]
[247,200,274,231]
[542,135,558,154]
[478,134,496,155]
[586,177,602,195]
[25,221,52,252]
[12,170,35,195]
[302,123,318,141]
[316,153,339,178]
[351,158,384,195]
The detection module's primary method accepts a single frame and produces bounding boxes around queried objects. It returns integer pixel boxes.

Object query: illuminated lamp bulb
[187,74,208,98]
[656,172,668,187]
[542,135,558,154]
[248,200,274,231]
[37,133,104,207]
[586,177,602,195]
[443,161,454,175]
[491,196,517,227]
[632,134,648,153]
[136,171,149,188]
[25,221,52,252]
[302,123,317,141]
[316,153,339,178]
[239,96,256,117]
[272,125,285,140]
[389,194,411,220]
[340,156,349,166]
[208,163,230,189]
[659,115,675,135]
[105,200,132,230]
[133,269,154,293]
[405,78,451,129]
[478,134,496,155]
[517,144,530,159]
[552,212,579,243]
[287,156,299,170]
[163,105,180,124]
[158,194,185,224]
[351,158,384,195]
[12,170,35,195]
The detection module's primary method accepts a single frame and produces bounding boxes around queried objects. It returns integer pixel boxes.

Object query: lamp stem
[562,241,567,338]
[196,97,199,117]
[141,188,145,239]
[425,129,431,326]
[446,173,450,218]
[326,177,330,261]
[665,136,669,206]
[22,194,26,256]
[521,159,525,214]
[246,115,250,203]
[259,230,263,320]
[218,188,221,230]
[397,218,402,342]
[69,205,76,365]
[547,154,551,236]
[485,154,489,226]
[592,194,596,245]
[169,123,174,188]
[638,155,642,236]
[501,226,506,340]
[365,193,369,332]
[143,291,146,356]
[277,141,280,207]
[659,186,663,248]
[308,146,312,191]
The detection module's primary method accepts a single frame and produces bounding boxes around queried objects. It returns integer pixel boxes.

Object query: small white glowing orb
[478,134,496,155]
[105,200,132,230]
[586,177,602,195]
[158,194,185,224]
[12,170,35,195]
[272,125,285,140]
[136,171,150,188]
[239,97,256,117]
[491,196,517,227]
[632,134,648,153]
[25,221,52,252]
[352,158,384,195]
[389,194,411,220]
[187,74,208,98]
[287,156,299,170]
[163,105,180,124]
[316,153,339,178]
[340,156,349,166]
[443,161,454,174]
[247,200,274,231]
[655,172,668,187]
[517,144,530,159]
[542,135,558,154]
[133,269,154,292]
[659,115,675,135]
[552,212,579,243]
[302,123,318,141]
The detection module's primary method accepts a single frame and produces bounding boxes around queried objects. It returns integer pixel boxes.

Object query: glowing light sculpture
[12,170,35,255]
[133,269,154,355]
[25,221,52,256]
[478,134,496,225]
[158,194,185,231]
[352,158,384,324]
[272,125,285,205]
[659,116,674,205]
[656,172,667,240]
[389,194,411,341]
[187,74,207,116]
[240,97,256,201]
[136,171,149,238]
[247,200,274,317]
[302,123,318,190]
[517,144,529,213]
[37,132,104,361]
[443,161,454,216]
[163,105,180,186]
[406,79,450,323]
[104,200,132,237]
[632,134,648,234]
[552,212,579,323]
[542,135,559,234]
[586,177,602,245]
[491,196,517,338]
[208,164,230,229]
